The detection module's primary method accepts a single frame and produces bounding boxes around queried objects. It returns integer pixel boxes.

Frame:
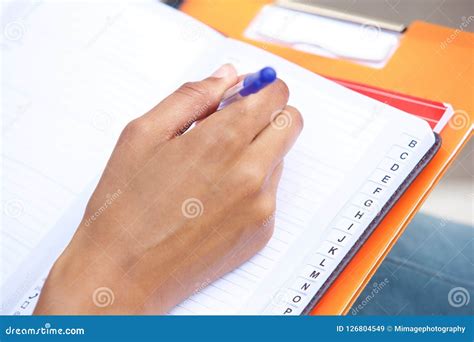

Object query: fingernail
[211,63,236,79]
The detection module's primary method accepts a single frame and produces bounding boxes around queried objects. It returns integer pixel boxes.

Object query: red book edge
[327,76,454,133]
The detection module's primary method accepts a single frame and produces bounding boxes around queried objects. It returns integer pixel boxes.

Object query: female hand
[34,64,303,314]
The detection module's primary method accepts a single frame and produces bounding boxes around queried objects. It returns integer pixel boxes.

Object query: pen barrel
[217,80,244,110]
[217,92,243,110]
[221,80,244,99]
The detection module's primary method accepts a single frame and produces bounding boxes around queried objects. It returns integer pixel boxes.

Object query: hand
[34,64,303,314]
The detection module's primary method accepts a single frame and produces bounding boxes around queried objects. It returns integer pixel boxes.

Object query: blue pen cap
[239,67,277,96]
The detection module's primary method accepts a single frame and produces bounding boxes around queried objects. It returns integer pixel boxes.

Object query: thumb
[144,63,238,139]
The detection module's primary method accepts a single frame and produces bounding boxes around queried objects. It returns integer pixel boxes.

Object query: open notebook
[1,0,440,315]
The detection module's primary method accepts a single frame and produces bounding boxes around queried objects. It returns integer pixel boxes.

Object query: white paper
[1,0,434,315]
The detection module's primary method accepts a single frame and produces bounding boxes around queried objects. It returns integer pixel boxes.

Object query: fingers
[141,64,238,142]
[199,78,290,145]
[264,161,284,197]
[244,106,303,174]
[213,163,283,275]
[187,104,301,193]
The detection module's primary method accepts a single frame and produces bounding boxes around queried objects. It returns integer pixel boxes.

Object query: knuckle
[121,118,149,140]
[176,81,210,100]
[238,163,266,193]
[273,79,290,102]
[285,105,304,130]
[256,216,275,248]
[200,132,217,148]
[236,79,290,115]
[219,127,241,146]
[235,96,253,114]
[256,196,276,221]
[260,223,275,246]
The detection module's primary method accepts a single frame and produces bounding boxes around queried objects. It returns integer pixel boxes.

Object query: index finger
[244,106,304,174]
[199,78,290,145]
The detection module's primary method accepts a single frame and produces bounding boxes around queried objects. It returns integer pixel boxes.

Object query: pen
[217,67,277,110]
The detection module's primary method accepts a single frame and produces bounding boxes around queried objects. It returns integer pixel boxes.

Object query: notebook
[1,0,442,315]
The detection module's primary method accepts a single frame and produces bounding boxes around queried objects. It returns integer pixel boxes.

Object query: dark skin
[34,64,303,314]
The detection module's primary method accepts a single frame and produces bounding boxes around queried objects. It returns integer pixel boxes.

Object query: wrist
[34,223,147,314]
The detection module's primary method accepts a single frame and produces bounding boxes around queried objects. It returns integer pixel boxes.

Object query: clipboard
[181,0,473,315]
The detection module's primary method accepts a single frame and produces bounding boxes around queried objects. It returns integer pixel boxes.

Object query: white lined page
[1,0,224,310]
[169,39,434,315]
[1,1,434,315]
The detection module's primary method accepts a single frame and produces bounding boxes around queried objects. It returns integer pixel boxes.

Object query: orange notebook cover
[181,0,473,315]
